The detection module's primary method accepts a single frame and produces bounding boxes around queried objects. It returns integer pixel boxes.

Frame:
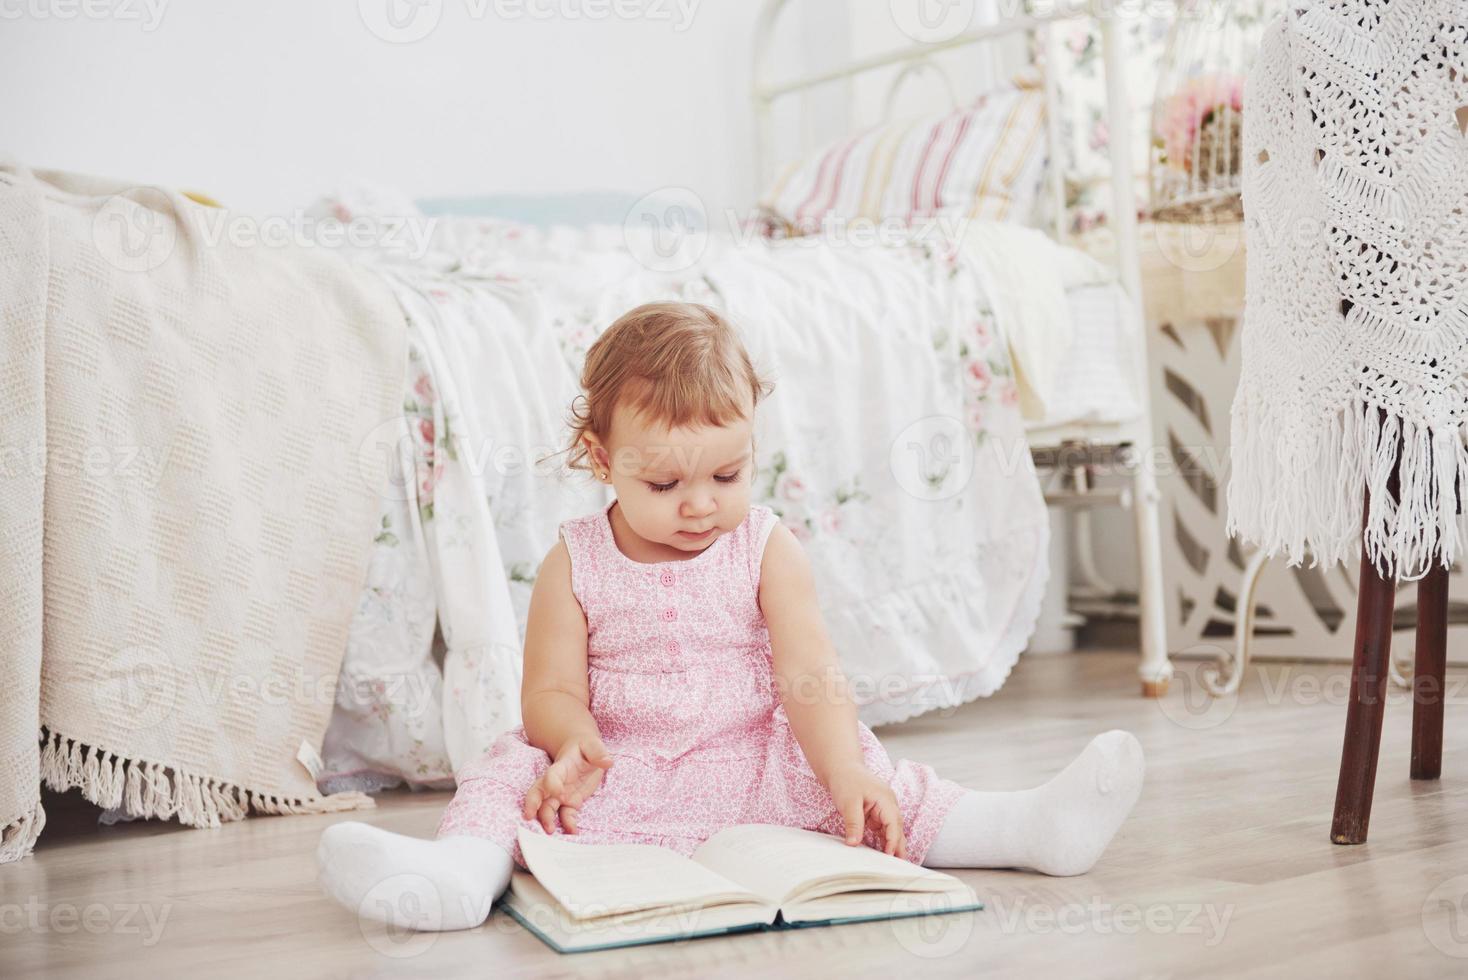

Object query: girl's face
[583,400,754,557]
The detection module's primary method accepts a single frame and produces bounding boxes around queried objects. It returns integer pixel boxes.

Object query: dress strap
[557,502,610,612]
[746,504,780,591]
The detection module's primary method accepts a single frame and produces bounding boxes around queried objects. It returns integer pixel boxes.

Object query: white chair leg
[1131,456,1173,697]
[1071,509,1121,599]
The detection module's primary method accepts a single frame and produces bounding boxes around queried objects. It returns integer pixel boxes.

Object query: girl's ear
[582,433,610,479]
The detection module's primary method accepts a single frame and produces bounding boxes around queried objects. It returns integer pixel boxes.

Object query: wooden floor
[5,649,1468,978]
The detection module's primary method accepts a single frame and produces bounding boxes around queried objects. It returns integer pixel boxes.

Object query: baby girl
[316,301,1145,932]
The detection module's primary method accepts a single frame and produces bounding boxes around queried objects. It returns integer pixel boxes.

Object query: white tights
[318,730,1144,932]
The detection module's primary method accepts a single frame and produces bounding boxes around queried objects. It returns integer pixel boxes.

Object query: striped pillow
[757,86,1048,236]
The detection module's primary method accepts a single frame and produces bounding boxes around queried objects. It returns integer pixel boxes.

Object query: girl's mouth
[677,528,713,540]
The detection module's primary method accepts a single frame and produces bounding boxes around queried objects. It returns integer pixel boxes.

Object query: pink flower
[331,201,351,222]
[965,403,984,432]
[1158,73,1245,175]
[819,508,842,534]
[777,474,807,502]
[1000,380,1020,407]
[413,373,435,402]
[1088,119,1109,152]
[965,359,992,394]
[419,418,435,444]
[972,318,992,349]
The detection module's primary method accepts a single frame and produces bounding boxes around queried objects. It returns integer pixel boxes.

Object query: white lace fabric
[1228,0,1468,580]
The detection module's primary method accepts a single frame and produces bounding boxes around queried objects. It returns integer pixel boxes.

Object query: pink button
[662,608,677,621]
[666,639,680,654]
[660,571,675,587]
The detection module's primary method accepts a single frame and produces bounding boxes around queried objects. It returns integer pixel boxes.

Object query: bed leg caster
[1140,677,1170,698]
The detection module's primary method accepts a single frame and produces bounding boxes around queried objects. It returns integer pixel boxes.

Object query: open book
[499,823,983,953]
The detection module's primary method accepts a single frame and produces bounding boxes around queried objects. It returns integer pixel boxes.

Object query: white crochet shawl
[1228,0,1468,581]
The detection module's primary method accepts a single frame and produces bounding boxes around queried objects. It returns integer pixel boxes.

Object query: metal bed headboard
[752,3,1175,698]
[750,0,1146,308]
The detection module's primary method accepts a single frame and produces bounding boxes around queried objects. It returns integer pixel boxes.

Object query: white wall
[0,0,818,217]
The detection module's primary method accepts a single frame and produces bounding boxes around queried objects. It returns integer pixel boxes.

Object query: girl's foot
[922,729,1145,876]
[1025,729,1146,875]
[316,821,515,931]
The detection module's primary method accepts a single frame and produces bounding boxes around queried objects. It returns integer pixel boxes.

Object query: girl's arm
[521,539,601,756]
[759,522,866,784]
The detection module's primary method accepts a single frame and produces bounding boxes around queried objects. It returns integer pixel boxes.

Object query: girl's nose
[683,494,716,519]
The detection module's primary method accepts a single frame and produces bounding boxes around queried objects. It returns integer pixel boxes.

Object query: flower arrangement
[1155,73,1246,177]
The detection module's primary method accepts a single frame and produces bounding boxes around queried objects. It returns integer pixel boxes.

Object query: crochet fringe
[0,803,46,865]
[32,727,374,832]
[1228,392,1467,583]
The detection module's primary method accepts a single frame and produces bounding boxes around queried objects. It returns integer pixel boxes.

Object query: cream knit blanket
[0,161,405,863]
[1228,1,1468,580]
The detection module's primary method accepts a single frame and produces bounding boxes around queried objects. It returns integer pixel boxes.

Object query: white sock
[921,729,1145,876]
[316,821,515,932]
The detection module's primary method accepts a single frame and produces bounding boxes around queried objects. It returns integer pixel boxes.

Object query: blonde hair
[558,302,773,474]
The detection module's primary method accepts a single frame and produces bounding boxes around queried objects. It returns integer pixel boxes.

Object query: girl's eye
[648,471,740,493]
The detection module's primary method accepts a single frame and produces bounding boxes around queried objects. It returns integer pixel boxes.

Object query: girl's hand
[826,764,908,859]
[522,733,615,834]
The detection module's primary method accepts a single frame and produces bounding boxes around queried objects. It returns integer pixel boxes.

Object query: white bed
[307,2,1173,797]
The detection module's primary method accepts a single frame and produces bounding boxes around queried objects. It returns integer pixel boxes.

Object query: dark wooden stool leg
[1331,487,1397,845]
[1411,557,1448,780]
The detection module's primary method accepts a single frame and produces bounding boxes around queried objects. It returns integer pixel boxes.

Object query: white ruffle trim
[832,522,1051,728]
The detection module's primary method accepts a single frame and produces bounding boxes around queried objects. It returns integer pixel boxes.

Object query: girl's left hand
[825,765,908,860]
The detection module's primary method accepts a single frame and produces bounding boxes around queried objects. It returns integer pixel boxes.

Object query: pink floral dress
[435,498,968,868]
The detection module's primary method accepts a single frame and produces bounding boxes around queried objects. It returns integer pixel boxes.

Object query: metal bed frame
[751,0,1173,696]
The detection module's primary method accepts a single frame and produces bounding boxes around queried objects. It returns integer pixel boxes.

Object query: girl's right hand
[522,733,615,834]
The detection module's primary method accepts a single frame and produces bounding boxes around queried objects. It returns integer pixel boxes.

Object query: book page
[691,824,961,906]
[516,828,766,922]
[504,872,776,952]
